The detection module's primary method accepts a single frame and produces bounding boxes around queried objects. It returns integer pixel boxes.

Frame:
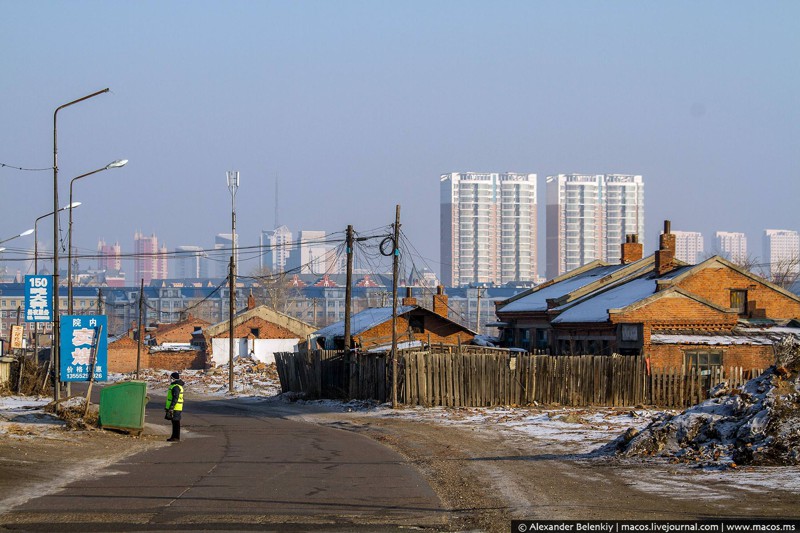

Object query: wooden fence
[275,348,763,408]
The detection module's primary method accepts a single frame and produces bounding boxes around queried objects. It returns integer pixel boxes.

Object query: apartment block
[545,174,644,279]
[763,229,800,283]
[440,172,537,287]
[673,231,704,264]
[715,231,748,265]
[134,232,168,284]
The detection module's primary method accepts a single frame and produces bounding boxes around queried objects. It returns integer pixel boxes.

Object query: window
[685,350,723,376]
[250,328,260,337]
[409,315,424,334]
[730,290,747,314]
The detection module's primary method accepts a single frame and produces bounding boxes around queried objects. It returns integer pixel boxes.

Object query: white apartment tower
[763,229,800,283]
[260,225,293,273]
[715,232,748,265]
[213,233,238,278]
[174,245,208,278]
[440,172,537,287]
[546,174,644,279]
[673,231,704,264]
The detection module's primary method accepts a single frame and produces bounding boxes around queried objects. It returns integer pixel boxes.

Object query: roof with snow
[552,275,659,323]
[650,334,775,346]
[498,264,628,313]
[313,306,416,338]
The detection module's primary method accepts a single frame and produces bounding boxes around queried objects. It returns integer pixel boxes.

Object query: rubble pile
[612,338,800,466]
[115,359,282,397]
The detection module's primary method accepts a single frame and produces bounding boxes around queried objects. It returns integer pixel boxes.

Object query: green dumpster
[99,381,148,435]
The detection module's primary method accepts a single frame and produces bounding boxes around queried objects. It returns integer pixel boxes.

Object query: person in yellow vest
[165,372,185,442]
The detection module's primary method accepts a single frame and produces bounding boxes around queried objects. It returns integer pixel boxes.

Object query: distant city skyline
[1,2,797,284]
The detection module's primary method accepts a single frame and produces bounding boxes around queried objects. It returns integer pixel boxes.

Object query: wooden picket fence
[275,347,763,408]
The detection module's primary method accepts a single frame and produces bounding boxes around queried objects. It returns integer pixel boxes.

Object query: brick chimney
[247,290,255,310]
[432,285,448,318]
[655,220,676,276]
[621,234,643,264]
[401,287,417,307]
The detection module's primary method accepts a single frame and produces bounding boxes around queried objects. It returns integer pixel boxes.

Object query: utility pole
[476,286,484,335]
[227,171,239,394]
[344,225,355,398]
[136,278,143,379]
[390,205,400,409]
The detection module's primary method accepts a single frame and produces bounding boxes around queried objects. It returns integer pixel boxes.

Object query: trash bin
[99,381,148,435]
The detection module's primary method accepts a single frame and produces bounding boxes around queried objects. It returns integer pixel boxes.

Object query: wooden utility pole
[476,286,484,335]
[391,205,400,408]
[344,225,354,352]
[345,225,356,399]
[136,278,144,379]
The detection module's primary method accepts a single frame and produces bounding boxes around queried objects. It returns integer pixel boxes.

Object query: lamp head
[107,159,128,169]
[20,229,34,237]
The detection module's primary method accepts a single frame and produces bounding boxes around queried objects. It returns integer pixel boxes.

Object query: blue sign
[24,275,53,322]
[60,315,108,382]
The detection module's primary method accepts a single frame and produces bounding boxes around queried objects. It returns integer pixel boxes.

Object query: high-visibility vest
[166,384,184,411]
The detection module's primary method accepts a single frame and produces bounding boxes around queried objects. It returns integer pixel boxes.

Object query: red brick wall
[211,317,300,340]
[648,344,774,372]
[108,337,141,373]
[153,318,210,344]
[676,266,800,319]
[356,312,474,349]
[149,350,205,370]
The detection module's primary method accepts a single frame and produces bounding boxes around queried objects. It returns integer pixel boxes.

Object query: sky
[1,1,798,281]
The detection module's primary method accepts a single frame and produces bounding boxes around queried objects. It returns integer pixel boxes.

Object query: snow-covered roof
[313,306,416,338]
[499,264,627,313]
[651,334,774,346]
[552,276,658,323]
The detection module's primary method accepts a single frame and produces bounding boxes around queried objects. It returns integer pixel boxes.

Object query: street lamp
[53,87,109,402]
[32,202,81,389]
[67,160,127,315]
[226,170,239,394]
[35,203,82,274]
[0,229,35,247]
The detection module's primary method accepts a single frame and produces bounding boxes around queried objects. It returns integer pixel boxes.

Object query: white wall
[211,338,300,366]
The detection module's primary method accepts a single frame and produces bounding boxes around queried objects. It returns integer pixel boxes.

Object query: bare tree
[767,256,800,290]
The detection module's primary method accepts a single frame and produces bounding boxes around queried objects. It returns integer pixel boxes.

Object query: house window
[685,350,723,376]
[730,290,747,314]
[620,324,639,342]
[250,328,260,337]
[409,315,424,334]
[534,329,548,350]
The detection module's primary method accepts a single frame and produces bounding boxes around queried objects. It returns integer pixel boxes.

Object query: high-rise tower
[546,174,644,279]
[440,172,537,287]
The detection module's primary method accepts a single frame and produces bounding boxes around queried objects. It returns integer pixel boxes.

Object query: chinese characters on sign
[60,315,108,382]
[10,325,24,349]
[24,275,53,322]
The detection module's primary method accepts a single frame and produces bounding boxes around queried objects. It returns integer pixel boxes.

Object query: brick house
[495,221,800,373]
[203,294,315,365]
[312,286,476,351]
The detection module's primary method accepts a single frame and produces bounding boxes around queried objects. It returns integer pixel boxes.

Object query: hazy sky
[1,1,798,280]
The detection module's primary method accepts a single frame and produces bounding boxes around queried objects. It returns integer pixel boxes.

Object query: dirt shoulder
[281,405,800,533]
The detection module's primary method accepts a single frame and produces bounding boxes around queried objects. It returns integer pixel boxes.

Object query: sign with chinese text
[24,275,53,322]
[10,325,24,349]
[60,315,107,382]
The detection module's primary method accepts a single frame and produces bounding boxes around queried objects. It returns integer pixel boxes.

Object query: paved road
[1,397,449,532]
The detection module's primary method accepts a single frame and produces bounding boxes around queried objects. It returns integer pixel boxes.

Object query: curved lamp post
[32,202,81,386]
[53,88,109,401]
[67,159,127,315]
[0,228,34,247]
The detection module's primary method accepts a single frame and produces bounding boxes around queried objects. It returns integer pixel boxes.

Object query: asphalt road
[1,396,449,532]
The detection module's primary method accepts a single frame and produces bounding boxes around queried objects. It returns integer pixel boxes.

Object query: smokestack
[401,287,417,307]
[655,220,676,276]
[432,285,449,318]
[621,234,643,264]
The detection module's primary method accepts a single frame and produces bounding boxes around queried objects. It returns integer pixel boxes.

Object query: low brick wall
[148,350,206,371]
[648,344,774,371]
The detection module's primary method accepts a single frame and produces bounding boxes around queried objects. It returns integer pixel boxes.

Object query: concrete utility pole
[390,205,401,409]
[227,171,239,394]
[344,225,355,397]
[136,278,144,380]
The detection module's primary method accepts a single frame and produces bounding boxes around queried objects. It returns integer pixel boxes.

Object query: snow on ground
[0,396,65,438]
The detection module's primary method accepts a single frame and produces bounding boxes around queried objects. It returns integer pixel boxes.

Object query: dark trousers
[170,411,182,440]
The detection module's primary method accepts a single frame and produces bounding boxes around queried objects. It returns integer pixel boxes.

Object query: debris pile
[612,337,800,466]
[114,359,282,397]
[44,396,99,430]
